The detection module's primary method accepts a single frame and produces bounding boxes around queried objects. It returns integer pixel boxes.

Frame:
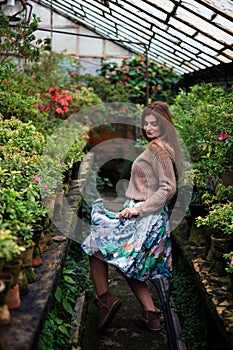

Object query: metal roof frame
[33,0,233,75]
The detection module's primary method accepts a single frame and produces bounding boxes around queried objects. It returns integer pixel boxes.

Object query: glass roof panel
[33,0,233,74]
[146,0,175,13]
[196,33,224,50]
[201,0,233,17]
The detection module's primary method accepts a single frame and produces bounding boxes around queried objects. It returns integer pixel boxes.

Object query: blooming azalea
[81,132,89,139]
[56,108,64,115]
[63,106,69,113]
[34,177,41,183]
[216,133,229,141]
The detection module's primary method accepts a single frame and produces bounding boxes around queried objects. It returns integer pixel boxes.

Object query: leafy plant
[0,229,25,263]
[196,202,233,237]
[37,243,93,350]
[0,11,51,65]
[99,53,182,104]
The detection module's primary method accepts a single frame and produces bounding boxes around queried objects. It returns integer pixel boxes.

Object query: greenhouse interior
[0,0,233,349]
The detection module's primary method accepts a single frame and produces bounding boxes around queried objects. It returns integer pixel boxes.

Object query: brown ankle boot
[94,291,122,331]
[131,309,161,332]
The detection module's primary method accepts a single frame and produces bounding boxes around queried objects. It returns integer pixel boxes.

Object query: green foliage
[99,54,182,104]
[0,11,51,65]
[0,229,25,262]
[172,84,233,182]
[196,202,233,237]
[172,257,209,349]
[73,74,131,102]
[37,243,93,350]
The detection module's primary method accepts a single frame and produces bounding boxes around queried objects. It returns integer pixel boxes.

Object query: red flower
[66,95,73,103]
[70,72,77,77]
[123,57,128,61]
[77,83,83,87]
[63,107,69,113]
[216,133,229,141]
[81,132,89,139]
[120,108,126,113]
[56,108,64,115]
[100,56,105,60]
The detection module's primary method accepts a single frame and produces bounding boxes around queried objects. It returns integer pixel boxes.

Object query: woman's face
[143,114,160,139]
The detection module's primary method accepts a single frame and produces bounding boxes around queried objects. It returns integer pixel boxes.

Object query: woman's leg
[89,255,122,331]
[89,255,109,296]
[124,275,161,332]
[124,276,156,311]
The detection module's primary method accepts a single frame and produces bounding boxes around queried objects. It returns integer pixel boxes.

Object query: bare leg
[124,275,157,311]
[89,255,109,296]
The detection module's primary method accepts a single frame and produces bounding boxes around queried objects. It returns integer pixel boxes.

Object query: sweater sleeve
[137,147,176,217]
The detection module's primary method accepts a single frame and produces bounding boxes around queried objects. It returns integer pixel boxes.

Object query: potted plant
[196,201,233,270]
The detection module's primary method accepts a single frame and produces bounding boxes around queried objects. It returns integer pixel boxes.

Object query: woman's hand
[116,207,139,219]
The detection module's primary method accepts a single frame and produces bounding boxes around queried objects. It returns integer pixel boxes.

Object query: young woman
[82,101,182,332]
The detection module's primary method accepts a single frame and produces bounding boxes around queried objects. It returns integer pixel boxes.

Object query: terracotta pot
[0,273,13,306]
[206,235,233,262]
[7,284,21,309]
[0,304,11,325]
[189,203,207,220]
[19,241,34,267]
[2,260,22,286]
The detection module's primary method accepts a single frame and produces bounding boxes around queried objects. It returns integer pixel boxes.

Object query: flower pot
[19,241,34,268]
[206,234,233,263]
[7,283,21,309]
[0,273,14,306]
[189,203,207,220]
[0,304,11,325]
[222,170,233,186]
[2,260,22,286]
[53,186,64,221]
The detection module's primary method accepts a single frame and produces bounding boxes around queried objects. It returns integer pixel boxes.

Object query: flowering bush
[99,54,182,104]
[38,86,73,118]
[172,84,233,191]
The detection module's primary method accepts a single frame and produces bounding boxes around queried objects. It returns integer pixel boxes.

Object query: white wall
[31,1,133,75]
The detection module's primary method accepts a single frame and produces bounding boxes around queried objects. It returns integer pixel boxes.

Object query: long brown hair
[141,101,183,178]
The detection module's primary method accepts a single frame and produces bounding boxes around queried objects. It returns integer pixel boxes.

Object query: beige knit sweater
[126,140,177,217]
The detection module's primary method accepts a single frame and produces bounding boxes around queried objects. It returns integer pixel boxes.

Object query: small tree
[0,11,51,65]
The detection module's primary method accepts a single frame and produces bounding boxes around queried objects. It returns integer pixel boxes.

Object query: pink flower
[231,257,233,265]
[62,90,67,96]
[60,99,69,107]
[56,108,64,115]
[61,162,65,166]
[216,133,229,141]
[120,108,126,113]
[70,72,77,77]
[63,106,69,113]
[77,83,83,87]
[81,132,89,139]
[66,95,73,103]
[100,56,105,60]
[34,177,41,183]
[44,185,48,191]
[88,120,93,126]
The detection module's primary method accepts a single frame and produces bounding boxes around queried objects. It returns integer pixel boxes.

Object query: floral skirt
[81,199,173,281]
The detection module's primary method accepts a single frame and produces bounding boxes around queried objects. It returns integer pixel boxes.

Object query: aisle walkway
[80,266,170,350]
[79,193,173,350]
